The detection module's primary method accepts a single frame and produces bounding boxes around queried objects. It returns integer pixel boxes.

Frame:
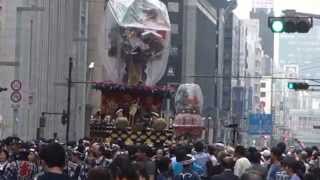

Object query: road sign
[10,91,22,103]
[10,80,22,91]
[248,114,273,135]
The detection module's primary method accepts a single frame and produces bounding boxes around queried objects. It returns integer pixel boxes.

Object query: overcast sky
[235,0,320,19]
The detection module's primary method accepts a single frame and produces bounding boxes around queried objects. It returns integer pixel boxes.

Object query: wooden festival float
[89,0,204,146]
[90,82,175,146]
[90,0,174,147]
[173,84,205,142]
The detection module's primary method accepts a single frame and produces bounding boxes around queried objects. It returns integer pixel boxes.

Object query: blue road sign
[248,114,272,135]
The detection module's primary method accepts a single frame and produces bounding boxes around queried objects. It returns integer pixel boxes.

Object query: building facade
[287,109,320,146]
[159,0,184,85]
[250,8,274,76]
[223,13,240,144]
[0,0,88,141]
[241,19,262,114]
[279,19,320,79]
[276,15,320,144]
[236,19,267,146]
[0,0,24,139]
[158,0,233,143]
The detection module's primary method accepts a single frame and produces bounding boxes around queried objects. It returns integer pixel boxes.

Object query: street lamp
[88,62,95,69]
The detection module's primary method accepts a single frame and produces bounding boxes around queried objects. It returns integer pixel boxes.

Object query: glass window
[171,23,179,34]
[167,2,179,13]
[170,47,178,56]
[167,66,175,76]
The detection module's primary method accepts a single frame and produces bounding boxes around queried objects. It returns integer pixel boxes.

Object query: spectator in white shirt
[234,145,251,177]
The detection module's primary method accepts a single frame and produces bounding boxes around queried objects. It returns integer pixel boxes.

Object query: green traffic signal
[271,20,284,33]
[288,82,295,89]
[288,82,310,90]
[268,16,313,33]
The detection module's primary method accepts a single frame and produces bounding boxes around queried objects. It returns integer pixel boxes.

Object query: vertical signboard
[248,113,273,135]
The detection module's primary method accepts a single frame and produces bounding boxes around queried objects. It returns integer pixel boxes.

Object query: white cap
[151,112,160,117]
[116,109,123,114]
[261,150,271,157]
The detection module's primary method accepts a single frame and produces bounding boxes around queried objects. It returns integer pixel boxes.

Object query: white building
[0,0,88,141]
[287,109,320,146]
[242,19,263,113]
[0,0,24,139]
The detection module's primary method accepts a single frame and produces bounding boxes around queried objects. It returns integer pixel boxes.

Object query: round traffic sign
[10,91,22,103]
[10,80,22,91]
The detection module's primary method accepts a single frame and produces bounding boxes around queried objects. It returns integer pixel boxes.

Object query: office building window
[167,2,179,13]
[260,92,266,97]
[170,47,178,56]
[167,66,176,76]
[261,82,266,88]
[171,23,179,34]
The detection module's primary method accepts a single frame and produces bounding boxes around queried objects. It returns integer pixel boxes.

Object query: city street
[0,0,320,179]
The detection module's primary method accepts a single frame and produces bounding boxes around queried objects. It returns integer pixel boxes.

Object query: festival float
[173,84,204,141]
[90,0,204,146]
[90,0,174,147]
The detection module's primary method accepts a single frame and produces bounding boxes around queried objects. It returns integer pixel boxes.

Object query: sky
[235,0,320,19]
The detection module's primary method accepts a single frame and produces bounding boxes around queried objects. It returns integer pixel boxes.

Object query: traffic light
[61,110,68,125]
[268,16,313,33]
[39,113,46,127]
[313,125,320,129]
[0,87,7,92]
[288,82,310,90]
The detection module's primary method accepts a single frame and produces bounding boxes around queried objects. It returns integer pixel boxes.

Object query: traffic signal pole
[66,57,73,145]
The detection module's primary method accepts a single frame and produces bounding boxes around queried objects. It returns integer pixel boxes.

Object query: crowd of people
[0,136,320,180]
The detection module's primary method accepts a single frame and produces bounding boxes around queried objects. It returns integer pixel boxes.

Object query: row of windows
[165,1,182,79]
[297,120,319,129]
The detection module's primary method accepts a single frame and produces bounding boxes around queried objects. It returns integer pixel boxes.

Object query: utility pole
[66,57,73,144]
